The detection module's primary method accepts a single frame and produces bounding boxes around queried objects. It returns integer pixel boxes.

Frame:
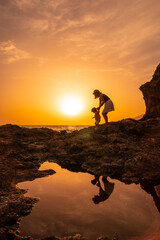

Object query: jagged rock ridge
[140,63,160,120]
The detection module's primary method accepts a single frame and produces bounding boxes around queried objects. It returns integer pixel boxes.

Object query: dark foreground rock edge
[0,63,160,240]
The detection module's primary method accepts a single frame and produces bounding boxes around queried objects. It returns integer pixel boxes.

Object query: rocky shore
[0,64,160,240]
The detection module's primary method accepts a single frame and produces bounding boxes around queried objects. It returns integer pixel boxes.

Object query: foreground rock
[0,120,160,239]
[0,64,160,239]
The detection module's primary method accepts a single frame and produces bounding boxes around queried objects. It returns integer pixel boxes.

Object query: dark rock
[41,237,59,240]
[62,234,86,240]
[97,237,110,240]
[67,144,84,154]
[140,63,160,119]
[59,130,67,135]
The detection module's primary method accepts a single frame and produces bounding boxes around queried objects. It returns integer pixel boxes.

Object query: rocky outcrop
[140,63,160,120]
[46,118,160,184]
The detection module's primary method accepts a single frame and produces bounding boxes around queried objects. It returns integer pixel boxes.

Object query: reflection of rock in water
[41,234,86,240]
[141,182,160,213]
[41,233,118,240]
[155,185,160,198]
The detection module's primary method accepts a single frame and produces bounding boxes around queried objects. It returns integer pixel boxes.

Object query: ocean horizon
[19,124,91,132]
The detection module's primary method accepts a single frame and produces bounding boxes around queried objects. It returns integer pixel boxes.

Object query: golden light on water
[60,96,84,116]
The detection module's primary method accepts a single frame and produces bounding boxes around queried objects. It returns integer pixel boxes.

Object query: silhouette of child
[91,107,100,127]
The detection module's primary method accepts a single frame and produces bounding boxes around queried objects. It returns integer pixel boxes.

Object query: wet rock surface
[0,64,160,239]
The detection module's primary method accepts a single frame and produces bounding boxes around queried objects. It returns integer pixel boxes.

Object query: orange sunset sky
[1,0,160,125]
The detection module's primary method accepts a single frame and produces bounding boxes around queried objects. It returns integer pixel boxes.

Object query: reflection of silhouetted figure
[141,182,160,213]
[91,176,115,204]
[91,175,100,185]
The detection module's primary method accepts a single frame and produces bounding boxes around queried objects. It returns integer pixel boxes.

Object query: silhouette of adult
[91,176,115,204]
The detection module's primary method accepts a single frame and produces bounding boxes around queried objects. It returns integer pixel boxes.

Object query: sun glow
[60,96,83,116]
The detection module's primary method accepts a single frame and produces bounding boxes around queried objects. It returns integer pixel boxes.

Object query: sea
[19,125,90,132]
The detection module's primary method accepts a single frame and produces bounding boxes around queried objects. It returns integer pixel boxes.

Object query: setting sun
[60,96,83,116]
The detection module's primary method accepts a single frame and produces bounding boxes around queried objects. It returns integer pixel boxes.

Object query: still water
[18,162,160,240]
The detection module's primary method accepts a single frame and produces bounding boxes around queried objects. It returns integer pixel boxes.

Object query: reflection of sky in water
[18,162,160,240]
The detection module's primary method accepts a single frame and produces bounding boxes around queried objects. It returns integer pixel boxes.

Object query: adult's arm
[97,94,105,110]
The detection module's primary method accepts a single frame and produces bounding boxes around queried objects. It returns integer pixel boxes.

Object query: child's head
[91,107,97,113]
